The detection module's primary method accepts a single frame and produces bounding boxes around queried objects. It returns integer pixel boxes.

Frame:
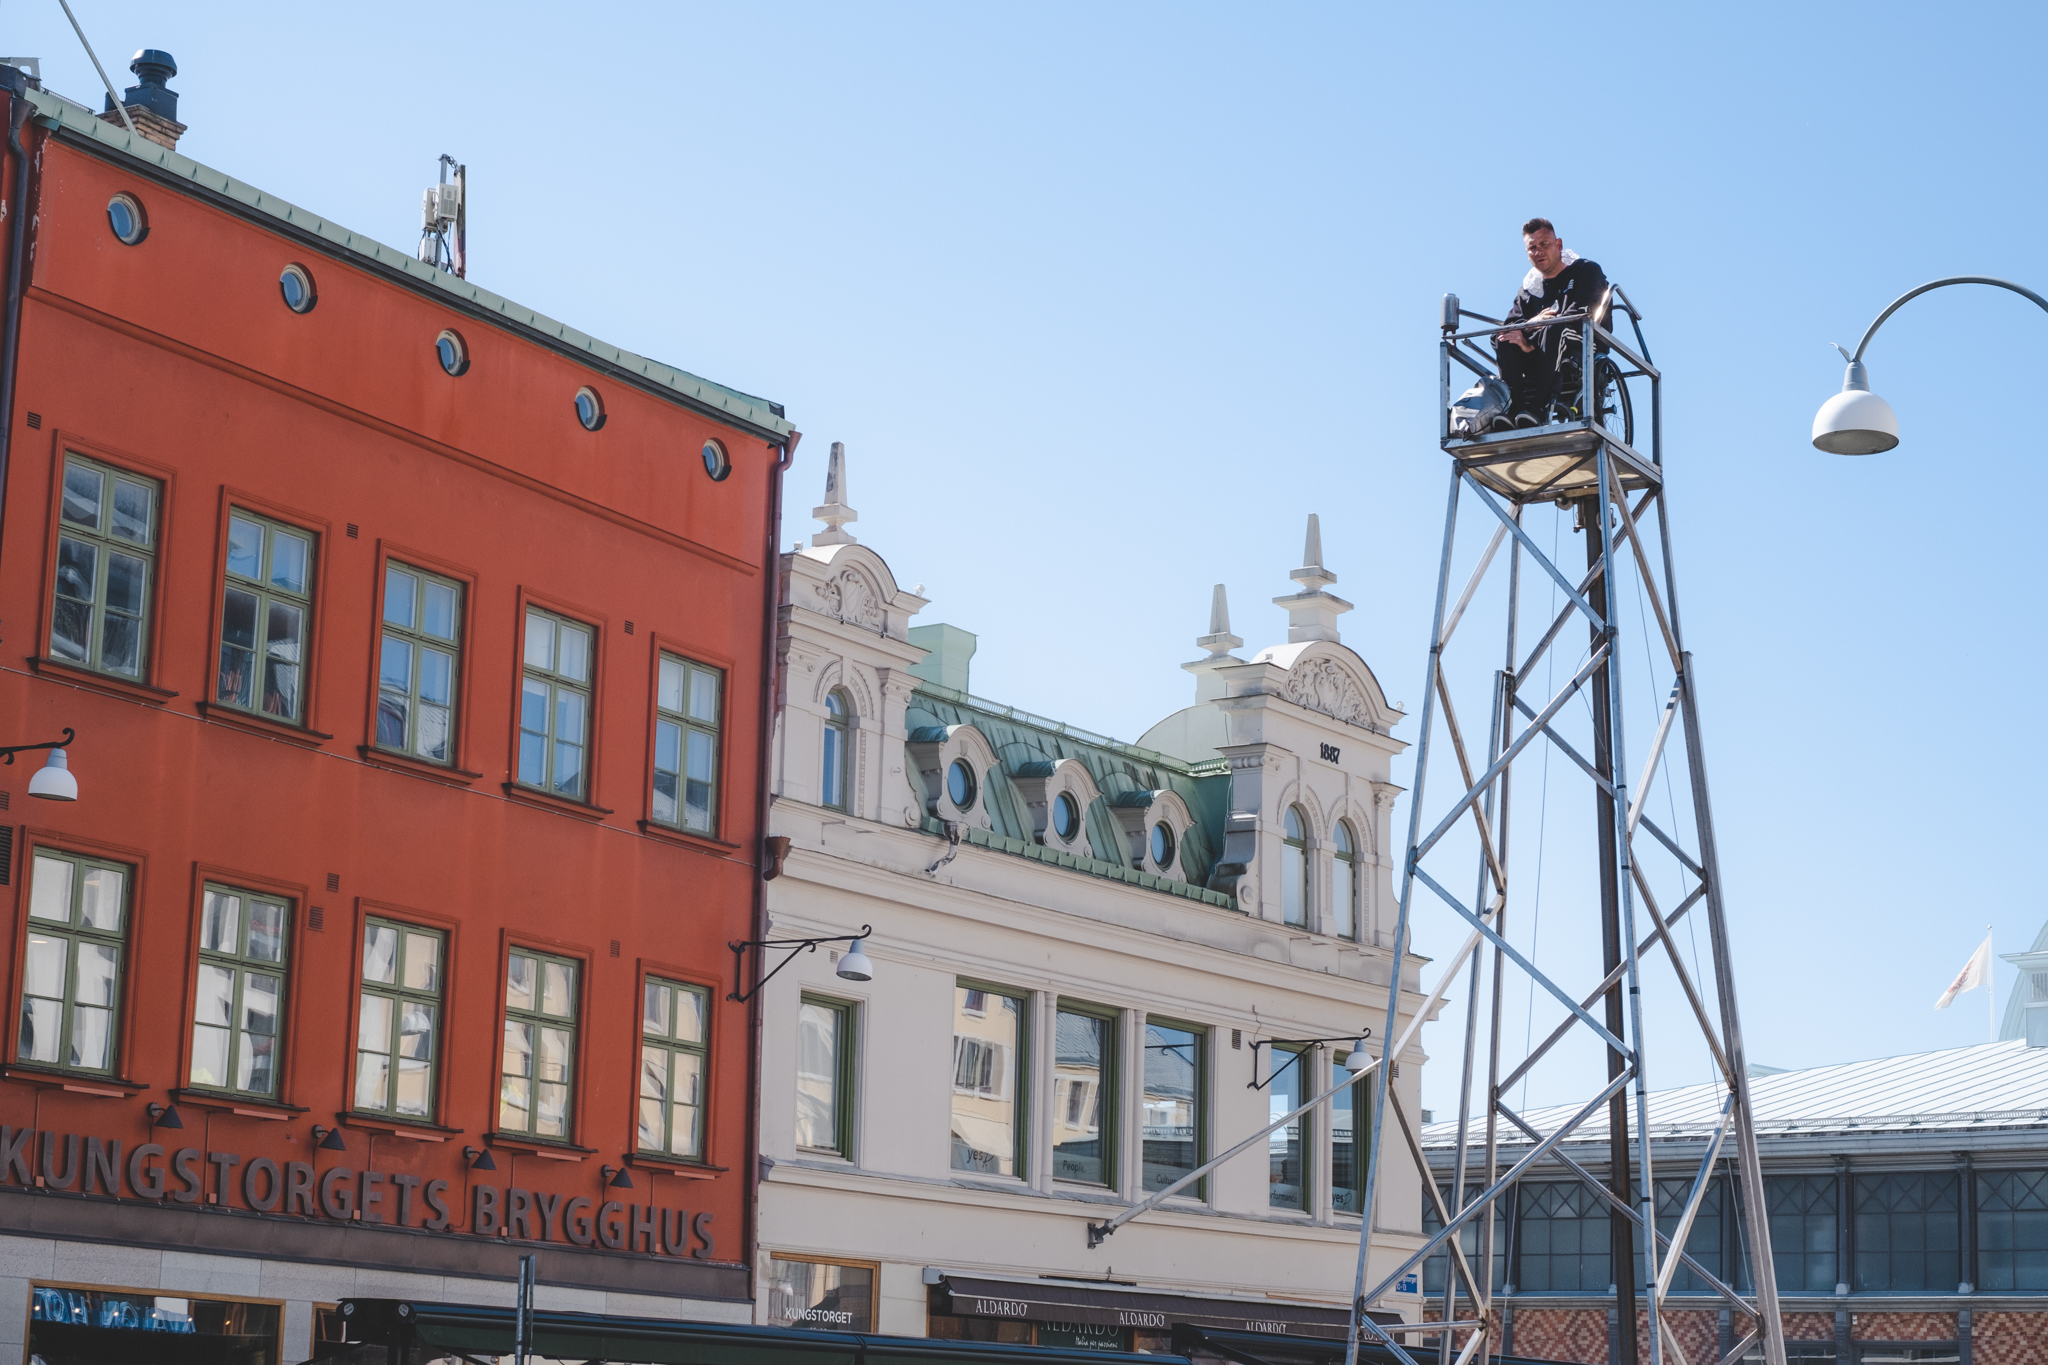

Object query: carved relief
[1282,657,1372,727]
[811,568,887,632]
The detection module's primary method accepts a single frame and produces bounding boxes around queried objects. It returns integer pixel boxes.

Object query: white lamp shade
[1812,387,1900,455]
[835,943,874,982]
[1344,1042,1373,1072]
[28,749,76,802]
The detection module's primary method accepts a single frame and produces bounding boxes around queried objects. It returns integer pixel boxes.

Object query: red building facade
[0,69,792,1362]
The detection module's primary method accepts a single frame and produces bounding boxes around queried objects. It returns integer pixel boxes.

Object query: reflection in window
[19,852,128,1074]
[1054,1009,1111,1186]
[500,949,579,1139]
[822,689,851,810]
[51,456,158,678]
[796,997,850,1155]
[764,1256,875,1332]
[354,920,443,1118]
[1855,1171,1959,1292]
[639,978,709,1158]
[1282,806,1309,927]
[519,609,594,800]
[950,985,1021,1177]
[1333,1058,1367,1213]
[1142,1021,1202,1196]
[1268,1046,1307,1210]
[377,563,461,763]
[189,886,288,1097]
[1979,1168,2048,1291]
[1333,820,1359,939]
[654,655,722,833]
[217,511,313,722]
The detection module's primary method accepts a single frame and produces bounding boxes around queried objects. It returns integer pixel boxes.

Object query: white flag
[1935,934,1993,1009]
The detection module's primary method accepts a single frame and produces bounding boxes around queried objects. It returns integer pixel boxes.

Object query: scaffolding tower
[1347,292,1787,1365]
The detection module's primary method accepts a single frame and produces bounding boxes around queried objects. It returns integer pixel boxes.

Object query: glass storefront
[28,1286,280,1364]
[764,1255,877,1333]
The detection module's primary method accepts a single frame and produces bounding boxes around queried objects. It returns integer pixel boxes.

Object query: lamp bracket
[0,727,73,765]
[1246,1029,1373,1090]
[727,924,873,1003]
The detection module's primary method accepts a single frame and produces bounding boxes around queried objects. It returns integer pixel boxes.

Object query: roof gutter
[0,77,39,587]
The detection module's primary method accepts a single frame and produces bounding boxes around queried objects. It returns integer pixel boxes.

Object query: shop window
[30,1288,279,1361]
[763,1255,875,1332]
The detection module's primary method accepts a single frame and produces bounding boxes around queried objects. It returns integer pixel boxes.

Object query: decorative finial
[1274,513,1352,643]
[812,441,858,547]
[1195,584,1242,658]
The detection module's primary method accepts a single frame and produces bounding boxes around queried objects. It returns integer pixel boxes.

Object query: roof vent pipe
[98,49,184,150]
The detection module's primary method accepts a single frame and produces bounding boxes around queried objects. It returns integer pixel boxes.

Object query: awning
[1169,1325,1591,1365]
[336,1299,1194,1365]
[930,1275,1397,1339]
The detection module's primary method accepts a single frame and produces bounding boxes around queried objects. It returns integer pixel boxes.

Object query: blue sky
[11,1,2042,1114]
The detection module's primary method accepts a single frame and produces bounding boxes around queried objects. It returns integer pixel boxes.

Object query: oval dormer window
[435,330,469,376]
[946,758,977,811]
[1052,791,1080,841]
[107,193,147,245]
[574,387,606,431]
[279,264,316,313]
[1150,821,1176,869]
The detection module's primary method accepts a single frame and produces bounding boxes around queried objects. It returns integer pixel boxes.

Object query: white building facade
[751,445,1435,1351]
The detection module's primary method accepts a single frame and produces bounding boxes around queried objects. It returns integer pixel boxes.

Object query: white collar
[1522,247,1580,294]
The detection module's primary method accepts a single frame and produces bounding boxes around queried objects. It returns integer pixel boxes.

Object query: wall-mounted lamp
[462,1145,496,1172]
[600,1164,635,1190]
[727,924,874,1003]
[145,1102,183,1130]
[3,727,78,801]
[310,1124,347,1152]
[1245,1028,1374,1090]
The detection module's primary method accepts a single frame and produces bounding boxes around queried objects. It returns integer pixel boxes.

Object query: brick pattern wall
[1974,1311,2048,1365]
[1639,1309,1716,1364]
[1506,1308,1609,1362]
[1417,1306,1504,1355]
[1782,1312,1835,1341]
[1850,1310,1957,1341]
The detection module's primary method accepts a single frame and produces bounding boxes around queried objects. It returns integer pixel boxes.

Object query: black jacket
[1503,255,1610,335]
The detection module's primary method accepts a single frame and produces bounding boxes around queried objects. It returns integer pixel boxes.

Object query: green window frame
[217,510,314,723]
[653,654,721,834]
[500,948,579,1139]
[821,689,851,810]
[51,454,158,679]
[377,563,462,764]
[19,851,130,1075]
[189,885,289,1098]
[1267,1043,1310,1211]
[1053,1002,1117,1188]
[519,608,593,800]
[1281,806,1309,927]
[951,980,1028,1179]
[1332,1053,1370,1215]
[1332,820,1360,940]
[354,919,444,1119]
[796,994,855,1157]
[1141,1017,1206,1198]
[638,977,710,1159]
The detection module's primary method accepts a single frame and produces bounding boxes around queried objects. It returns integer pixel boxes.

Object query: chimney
[99,49,185,151]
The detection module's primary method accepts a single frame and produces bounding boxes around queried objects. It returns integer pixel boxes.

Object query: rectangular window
[764,1256,876,1332]
[355,919,443,1119]
[1422,1184,1508,1295]
[1268,1044,1308,1210]
[188,886,288,1098]
[1332,1054,1368,1214]
[51,455,157,678]
[639,978,709,1159]
[18,851,129,1074]
[377,563,462,763]
[796,996,853,1155]
[951,984,1024,1177]
[29,1288,280,1361]
[653,654,721,834]
[1141,1020,1204,1196]
[1978,1168,2048,1292]
[217,511,314,722]
[500,949,579,1139]
[519,608,593,800]
[1765,1173,1839,1293]
[1053,1006,1114,1187]
[1646,1176,1722,1293]
[1854,1171,1959,1292]
[1516,1180,1611,1293]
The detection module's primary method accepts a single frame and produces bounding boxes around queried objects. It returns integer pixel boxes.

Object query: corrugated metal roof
[1422,1039,2048,1148]
[24,87,793,440]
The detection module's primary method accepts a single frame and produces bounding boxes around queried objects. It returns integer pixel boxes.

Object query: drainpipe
[744,427,798,1303]
[0,77,36,577]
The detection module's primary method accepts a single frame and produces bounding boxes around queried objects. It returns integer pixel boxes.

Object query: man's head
[1522,217,1564,279]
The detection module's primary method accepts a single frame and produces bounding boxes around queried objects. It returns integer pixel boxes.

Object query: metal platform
[1448,421,1661,504]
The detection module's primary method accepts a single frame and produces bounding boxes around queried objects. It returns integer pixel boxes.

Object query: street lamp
[0,728,79,801]
[1813,276,2048,454]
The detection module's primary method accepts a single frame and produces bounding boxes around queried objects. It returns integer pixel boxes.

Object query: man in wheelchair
[1496,218,1610,428]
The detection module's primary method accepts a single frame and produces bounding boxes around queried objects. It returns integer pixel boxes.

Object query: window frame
[1281,805,1310,927]
[649,650,725,837]
[212,502,321,727]
[1266,1042,1311,1212]
[763,1252,881,1333]
[950,978,1029,1181]
[1332,819,1361,941]
[796,993,857,1158]
[512,594,605,806]
[35,441,177,700]
[350,911,450,1124]
[372,552,469,768]
[1140,1015,1208,1201]
[822,688,853,811]
[1331,1051,1370,1216]
[47,451,163,683]
[497,944,585,1143]
[15,846,136,1077]
[1051,999,1119,1190]
[185,881,293,1101]
[636,973,712,1161]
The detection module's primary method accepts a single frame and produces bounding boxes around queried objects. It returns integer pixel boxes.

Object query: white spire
[811,441,857,547]
[1195,583,1242,658]
[1273,513,1353,643]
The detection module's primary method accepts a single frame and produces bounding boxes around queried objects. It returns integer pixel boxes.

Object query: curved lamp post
[1814,277,2048,454]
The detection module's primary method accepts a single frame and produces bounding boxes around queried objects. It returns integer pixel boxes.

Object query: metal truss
[1342,296,1787,1365]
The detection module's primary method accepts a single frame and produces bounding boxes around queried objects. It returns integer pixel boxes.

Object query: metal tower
[1346,291,1787,1365]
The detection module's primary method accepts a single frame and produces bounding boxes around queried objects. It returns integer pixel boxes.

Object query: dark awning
[931,1275,1396,1339]
[337,1299,1195,1365]
[1169,1324,1592,1365]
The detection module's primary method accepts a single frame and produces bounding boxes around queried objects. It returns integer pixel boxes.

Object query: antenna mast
[418,154,465,278]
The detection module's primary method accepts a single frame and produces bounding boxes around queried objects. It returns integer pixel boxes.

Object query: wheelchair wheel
[1595,355,1633,447]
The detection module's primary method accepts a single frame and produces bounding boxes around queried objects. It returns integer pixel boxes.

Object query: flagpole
[1990,923,1997,1043]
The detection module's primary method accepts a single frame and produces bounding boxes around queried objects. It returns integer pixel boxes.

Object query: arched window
[822,689,852,810]
[1333,820,1359,940]
[1282,805,1309,927]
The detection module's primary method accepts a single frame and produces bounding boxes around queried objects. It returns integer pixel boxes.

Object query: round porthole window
[946,759,977,810]
[701,439,730,482]
[1052,791,1080,841]
[107,193,147,245]
[278,263,316,313]
[435,330,469,376]
[574,387,606,431]
[1150,821,1176,868]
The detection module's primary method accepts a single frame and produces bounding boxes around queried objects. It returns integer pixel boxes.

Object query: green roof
[26,88,792,441]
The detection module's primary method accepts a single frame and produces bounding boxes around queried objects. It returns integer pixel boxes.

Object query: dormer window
[1052,792,1081,842]
[1282,806,1309,927]
[1333,820,1360,940]
[822,689,852,810]
[947,759,978,811]
[1149,821,1176,869]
